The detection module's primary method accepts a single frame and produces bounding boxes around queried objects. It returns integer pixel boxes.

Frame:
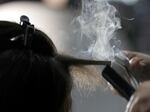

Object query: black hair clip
[11,15,35,48]
[20,15,35,48]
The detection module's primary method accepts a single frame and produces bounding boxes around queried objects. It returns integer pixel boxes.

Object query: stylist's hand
[124,51,150,81]
[125,81,150,112]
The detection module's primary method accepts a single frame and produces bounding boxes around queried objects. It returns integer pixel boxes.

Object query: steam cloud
[71,0,122,92]
[74,0,122,61]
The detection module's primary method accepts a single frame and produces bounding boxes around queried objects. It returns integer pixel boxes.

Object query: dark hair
[0,21,72,111]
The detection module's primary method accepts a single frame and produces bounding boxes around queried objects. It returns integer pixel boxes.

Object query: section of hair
[70,65,107,92]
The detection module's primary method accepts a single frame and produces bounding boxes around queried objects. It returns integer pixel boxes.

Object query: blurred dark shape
[110,0,150,54]
[0,0,40,4]
[110,1,138,50]
[69,0,82,9]
[134,0,150,54]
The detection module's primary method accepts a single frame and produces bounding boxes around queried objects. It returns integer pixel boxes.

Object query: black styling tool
[102,65,135,101]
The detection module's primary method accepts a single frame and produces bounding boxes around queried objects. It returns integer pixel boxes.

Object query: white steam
[74,0,121,61]
[71,0,122,92]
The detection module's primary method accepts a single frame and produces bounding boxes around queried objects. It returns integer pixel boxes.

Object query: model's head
[0,15,103,111]
[0,16,72,111]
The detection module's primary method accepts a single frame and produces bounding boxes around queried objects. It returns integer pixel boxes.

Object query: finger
[123,50,138,59]
[126,94,146,112]
[129,57,143,68]
[131,97,150,112]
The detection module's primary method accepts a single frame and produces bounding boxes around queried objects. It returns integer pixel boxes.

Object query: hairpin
[10,15,35,48]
